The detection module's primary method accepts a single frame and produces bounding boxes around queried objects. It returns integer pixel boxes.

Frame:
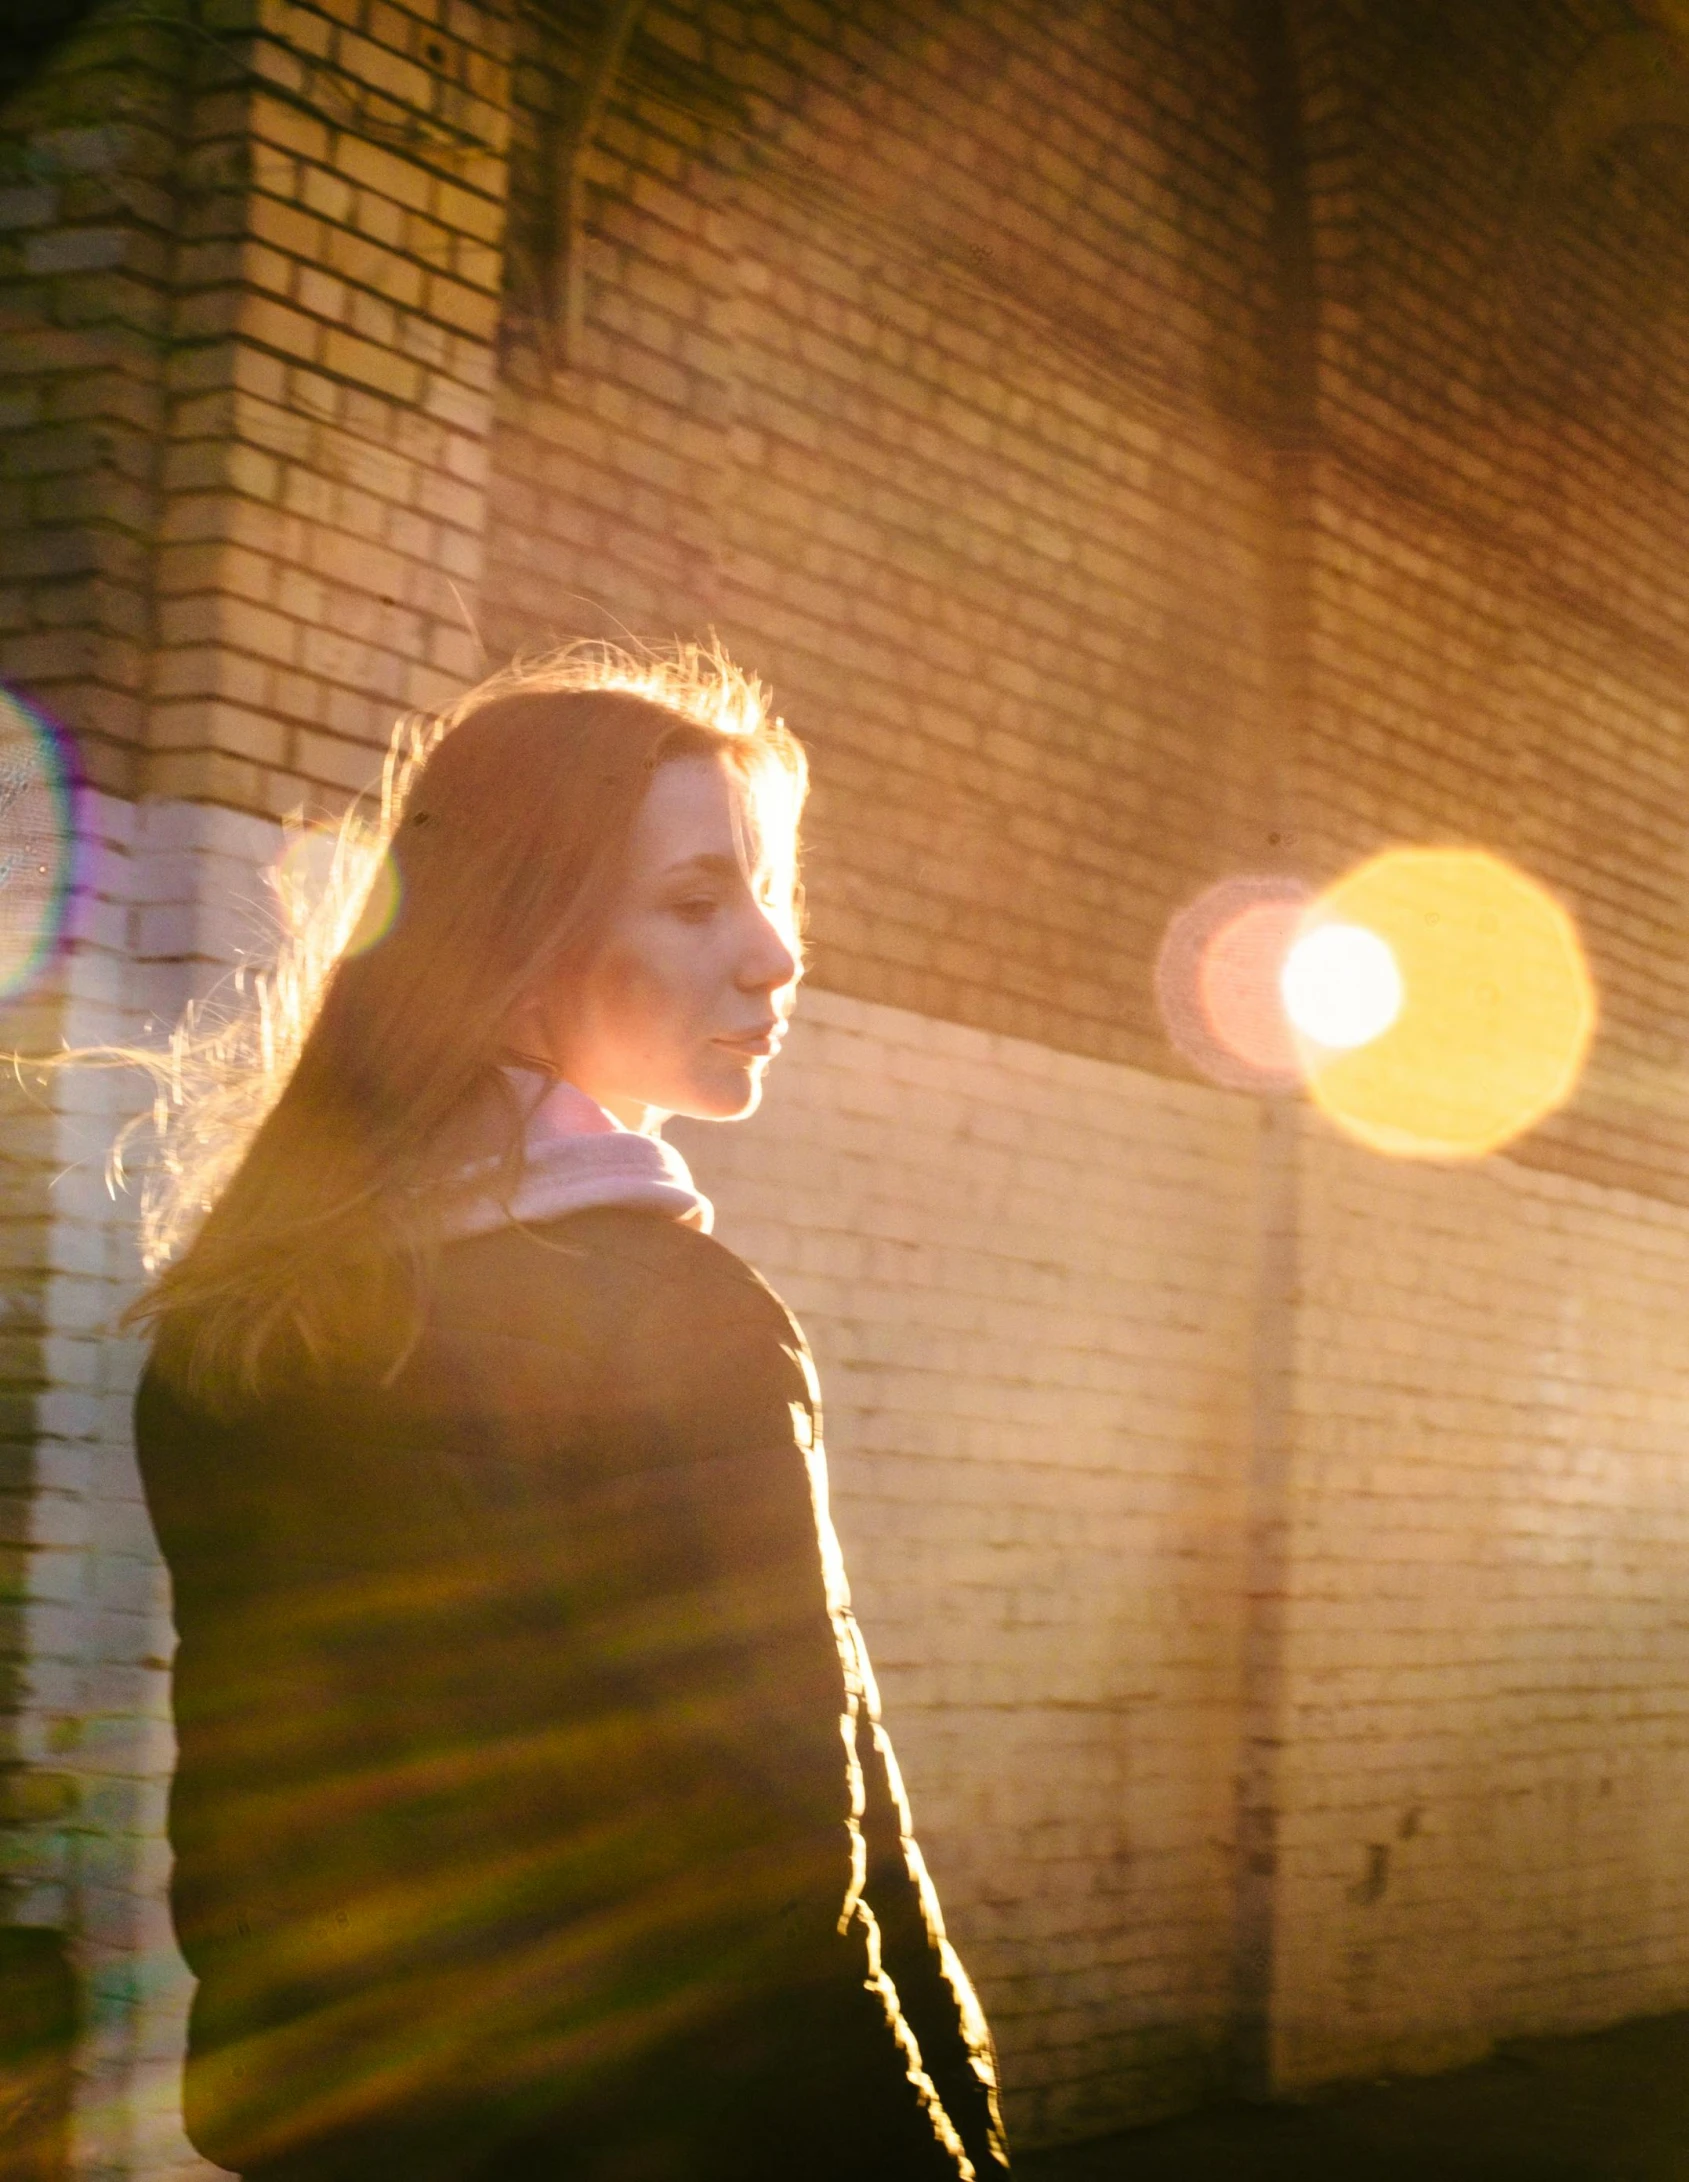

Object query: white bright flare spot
[1281,922,1403,1051]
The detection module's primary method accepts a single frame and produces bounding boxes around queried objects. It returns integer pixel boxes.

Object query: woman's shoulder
[139,1213,817,1488]
[434,1208,812,1397]
[418,1212,817,1450]
[443,1205,787,1316]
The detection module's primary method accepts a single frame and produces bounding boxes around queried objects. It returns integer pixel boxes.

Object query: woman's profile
[127,645,1009,2181]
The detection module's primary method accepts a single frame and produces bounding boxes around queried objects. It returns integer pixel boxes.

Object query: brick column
[1,14,214,2176]
[151,0,514,816]
[3,3,516,2172]
[0,0,188,795]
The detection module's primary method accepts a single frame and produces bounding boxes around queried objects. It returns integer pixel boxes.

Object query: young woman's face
[527,753,800,1130]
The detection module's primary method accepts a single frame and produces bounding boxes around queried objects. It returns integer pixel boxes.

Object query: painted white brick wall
[1266,1127,1689,2092]
[8,793,277,2182]
[670,991,1265,2142]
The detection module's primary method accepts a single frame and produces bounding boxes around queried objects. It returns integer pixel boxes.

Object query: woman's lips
[713,1024,783,1057]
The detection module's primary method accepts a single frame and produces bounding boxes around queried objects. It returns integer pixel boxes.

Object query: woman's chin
[678,1056,769,1122]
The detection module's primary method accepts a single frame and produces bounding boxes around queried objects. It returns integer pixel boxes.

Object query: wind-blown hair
[125,640,806,1409]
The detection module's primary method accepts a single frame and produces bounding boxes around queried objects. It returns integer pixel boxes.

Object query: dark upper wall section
[487,0,1689,1206]
[490,0,1289,1070]
[6,0,1689,1197]
[1291,0,1689,1195]
[0,1,107,106]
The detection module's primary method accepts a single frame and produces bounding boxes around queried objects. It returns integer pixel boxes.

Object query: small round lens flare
[0,687,78,1001]
[272,828,338,930]
[271,827,401,956]
[1281,923,1403,1051]
[1296,848,1595,1160]
[1157,876,1310,1093]
[1199,901,1307,1078]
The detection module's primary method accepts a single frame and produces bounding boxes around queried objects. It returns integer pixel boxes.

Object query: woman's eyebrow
[660,851,743,880]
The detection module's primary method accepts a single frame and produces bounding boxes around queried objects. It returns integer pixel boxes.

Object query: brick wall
[1253,0,1689,2086]
[1269,1127,1689,2088]
[0,3,184,793]
[150,0,514,813]
[489,0,1288,1064]
[1297,0,1689,1203]
[0,790,279,2180]
[0,0,520,2166]
[0,0,517,809]
[6,0,1689,2170]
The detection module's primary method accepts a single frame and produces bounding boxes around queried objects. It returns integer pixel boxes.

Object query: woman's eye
[671,896,719,923]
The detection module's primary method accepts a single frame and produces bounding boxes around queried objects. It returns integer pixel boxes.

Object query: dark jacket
[136,1208,1008,2182]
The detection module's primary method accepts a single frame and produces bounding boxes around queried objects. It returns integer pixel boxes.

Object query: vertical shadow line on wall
[542,0,649,370]
[1231,0,1320,2104]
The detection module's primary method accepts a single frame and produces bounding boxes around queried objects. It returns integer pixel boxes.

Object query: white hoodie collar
[443,1069,713,1240]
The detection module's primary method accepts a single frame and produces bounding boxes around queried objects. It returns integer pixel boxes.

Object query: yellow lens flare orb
[1286,847,1596,1160]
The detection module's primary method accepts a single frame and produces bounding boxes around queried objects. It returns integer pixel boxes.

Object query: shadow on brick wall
[0,1928,75,2182]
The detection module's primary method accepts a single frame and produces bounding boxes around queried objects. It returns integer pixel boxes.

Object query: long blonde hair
[124,640,806,1408]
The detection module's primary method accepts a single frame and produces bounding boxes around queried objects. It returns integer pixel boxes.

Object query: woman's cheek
[624,933,709,1063]
[581,943,653,1059]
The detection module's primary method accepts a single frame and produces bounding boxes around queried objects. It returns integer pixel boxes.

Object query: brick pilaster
[150,0,514,817]
[0,0,195,797]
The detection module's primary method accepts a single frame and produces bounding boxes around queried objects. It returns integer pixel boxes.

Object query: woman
[131,646,1009,2182]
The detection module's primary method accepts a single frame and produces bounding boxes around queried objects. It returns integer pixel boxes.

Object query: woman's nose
[740,906,800,993]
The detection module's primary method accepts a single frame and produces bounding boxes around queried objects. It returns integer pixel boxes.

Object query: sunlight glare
[1280,923,1403,1051]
